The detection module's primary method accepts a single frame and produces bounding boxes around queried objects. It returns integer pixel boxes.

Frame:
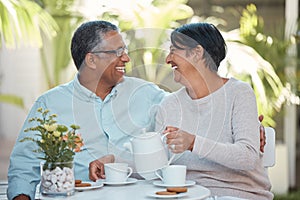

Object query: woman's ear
[84,53,97,69]
[195,45,204,59]
[192,45,204,63]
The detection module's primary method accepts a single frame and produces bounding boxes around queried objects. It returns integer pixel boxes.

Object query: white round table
[39,179,211,200]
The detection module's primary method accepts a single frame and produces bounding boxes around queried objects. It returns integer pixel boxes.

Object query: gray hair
[71,21,119,70]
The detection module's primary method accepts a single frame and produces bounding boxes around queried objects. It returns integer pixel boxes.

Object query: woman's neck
[186,72,225,100]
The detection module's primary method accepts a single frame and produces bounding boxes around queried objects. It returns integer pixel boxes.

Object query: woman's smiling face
[165,44,200,86]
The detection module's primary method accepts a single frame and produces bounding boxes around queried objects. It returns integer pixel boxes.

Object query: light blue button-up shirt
[7,74,166,200]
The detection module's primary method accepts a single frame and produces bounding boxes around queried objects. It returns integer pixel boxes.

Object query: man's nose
[121,52,130,62]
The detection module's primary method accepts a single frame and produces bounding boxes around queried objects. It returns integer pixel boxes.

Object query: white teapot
[124,131,175,180]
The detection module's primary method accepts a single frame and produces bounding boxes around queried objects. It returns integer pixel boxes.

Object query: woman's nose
[165,53,171,64]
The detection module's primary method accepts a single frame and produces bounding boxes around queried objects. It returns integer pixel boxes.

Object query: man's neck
[78,72,114,100]
[95,85,113,100]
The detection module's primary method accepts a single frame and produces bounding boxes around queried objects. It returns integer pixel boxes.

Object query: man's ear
[85,53,97,69]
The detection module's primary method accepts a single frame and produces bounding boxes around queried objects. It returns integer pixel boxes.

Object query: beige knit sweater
[156,78,273,200]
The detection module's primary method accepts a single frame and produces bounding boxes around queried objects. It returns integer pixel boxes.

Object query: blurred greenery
[216,4,287,127]
[0,94,24,109]
[0,0,58,108]
[37,0,83,88]
[274,190,300,200]
[237,4,299,126]
[0,0,58,49]
[0,0,298,127]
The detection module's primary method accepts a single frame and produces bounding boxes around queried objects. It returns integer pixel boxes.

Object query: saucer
[97,178,138,186]
[147,191,187,199]
[153,180,196,187]
[75,181,104,191]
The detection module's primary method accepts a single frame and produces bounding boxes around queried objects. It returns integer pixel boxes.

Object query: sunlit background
[0,0,299,198]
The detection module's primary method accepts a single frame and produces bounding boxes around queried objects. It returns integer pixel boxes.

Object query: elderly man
[7,20,166,200]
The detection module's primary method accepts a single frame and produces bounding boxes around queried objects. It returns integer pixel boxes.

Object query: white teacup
[104,163,133,182]
[155,165,186,185]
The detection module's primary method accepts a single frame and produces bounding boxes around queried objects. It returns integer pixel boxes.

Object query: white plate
[153,180,196,187]
[147,191,187,199]
[75,181,104,191]
[97,178,138,186]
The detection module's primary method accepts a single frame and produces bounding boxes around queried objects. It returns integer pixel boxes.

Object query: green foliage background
[0,0,298,127]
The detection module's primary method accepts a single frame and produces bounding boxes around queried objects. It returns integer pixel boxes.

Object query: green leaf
[70,124,80,130]
[0,94,24,108]
[57,125,68,132]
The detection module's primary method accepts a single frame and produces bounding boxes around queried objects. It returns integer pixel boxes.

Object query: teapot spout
[123,142,133,153]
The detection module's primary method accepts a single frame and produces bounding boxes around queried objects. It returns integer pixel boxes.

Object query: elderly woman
[156,23,273,199]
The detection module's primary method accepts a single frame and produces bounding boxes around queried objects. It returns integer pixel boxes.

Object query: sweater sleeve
[192,84,260,170]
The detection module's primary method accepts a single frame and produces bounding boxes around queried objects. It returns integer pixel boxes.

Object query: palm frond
[0,0,58,49]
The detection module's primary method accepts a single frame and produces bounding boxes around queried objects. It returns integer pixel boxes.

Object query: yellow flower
[21,108,84,164]
[44,124,58,132]
[53,131,61,137]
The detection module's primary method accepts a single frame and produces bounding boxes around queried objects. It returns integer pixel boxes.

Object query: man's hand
[259,115,266,153]
[89,154,115,181]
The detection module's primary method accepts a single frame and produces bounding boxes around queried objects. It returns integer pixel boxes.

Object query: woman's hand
[89,154,115,181]
[163,126,195,153]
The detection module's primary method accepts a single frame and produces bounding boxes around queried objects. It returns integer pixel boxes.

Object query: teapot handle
[161,133,176,165]
[160,132,169,143]
[155,169,164,181]
[127,167,133,178]
[123,142,133,153]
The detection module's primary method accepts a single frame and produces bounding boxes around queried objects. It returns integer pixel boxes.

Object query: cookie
[75,183,92,187]
[167,187,188,193]
[75,180,82,184]
[155,191,177,195]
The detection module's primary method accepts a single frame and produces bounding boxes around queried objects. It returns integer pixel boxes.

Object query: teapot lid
[130,131,162,143]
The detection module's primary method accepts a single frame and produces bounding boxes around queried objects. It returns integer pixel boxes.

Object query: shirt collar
[72,73,122,102]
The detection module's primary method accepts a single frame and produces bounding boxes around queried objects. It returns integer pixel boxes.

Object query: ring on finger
[170,144,175,150]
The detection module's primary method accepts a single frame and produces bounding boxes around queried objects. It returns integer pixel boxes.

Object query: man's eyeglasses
[90,46,128,57]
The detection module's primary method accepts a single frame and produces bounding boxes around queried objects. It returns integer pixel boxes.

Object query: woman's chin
[173,73,181,83]
[173,77,180,83]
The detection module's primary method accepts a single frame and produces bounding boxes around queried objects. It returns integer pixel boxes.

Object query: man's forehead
[101,31,125,47]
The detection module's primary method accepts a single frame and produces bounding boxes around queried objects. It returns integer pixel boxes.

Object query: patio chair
[262,127,276,167]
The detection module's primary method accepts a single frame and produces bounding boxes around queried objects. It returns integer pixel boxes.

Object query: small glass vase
[40,161,75,197]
